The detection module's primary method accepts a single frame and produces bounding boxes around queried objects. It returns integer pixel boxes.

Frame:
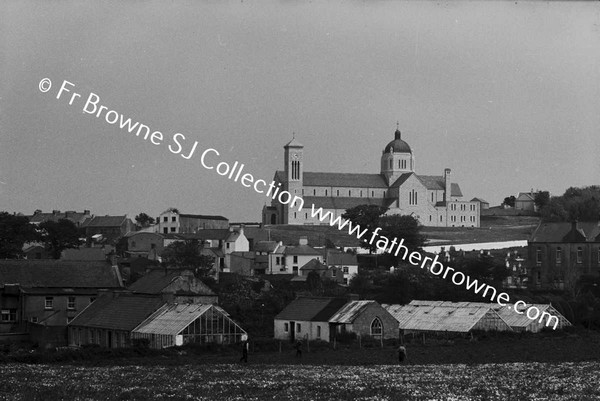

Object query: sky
[1,1,599,222]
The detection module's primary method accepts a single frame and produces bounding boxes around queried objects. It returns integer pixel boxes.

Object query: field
[0,361,598,400]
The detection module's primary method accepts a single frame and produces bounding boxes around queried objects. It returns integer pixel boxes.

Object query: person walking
[397,344,407,364]
[240,338,249,363]
[294,340,302,358]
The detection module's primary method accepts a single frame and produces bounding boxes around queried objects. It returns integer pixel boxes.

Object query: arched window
[371,317,382,337]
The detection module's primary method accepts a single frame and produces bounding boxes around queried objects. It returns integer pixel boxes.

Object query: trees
[502,195,516,207]
[540,186,600,222]
[534,191,550,210]
[134,212,155,228]
[161,239,215,276]
[377,214,425,267]
[0,212,38,259]
[38,219,82,259]
[342,205,389,253]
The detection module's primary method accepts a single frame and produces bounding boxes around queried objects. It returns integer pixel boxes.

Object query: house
[274,297,348,342]
[128,269,218,304]
[528,220,600,290]
[61,247,111,262]
[131,303,246,348]
[329,300,398,340]
[0,260,123,335]
[27,210,92,227]
[125,231,165,260]
[322,249,358,285]
[296,259,344,284]
[470,197,490,210]
[282,238,323,275]
[228,252,258,276]
[157,209,228,234]
[22,243,52,260]
[68,293,165,348]
[384,300,513,336]
[82,215,134,244]
[514,191,538,212]
[502,249,528,289]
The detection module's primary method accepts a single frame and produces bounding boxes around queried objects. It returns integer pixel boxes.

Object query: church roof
[383,130,412,154]
[389,173,415,188]
[275,171,388,188]
[302,196,395,210]
[417,175,463,197]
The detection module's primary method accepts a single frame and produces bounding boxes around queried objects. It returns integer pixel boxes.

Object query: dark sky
[2,1,599,221]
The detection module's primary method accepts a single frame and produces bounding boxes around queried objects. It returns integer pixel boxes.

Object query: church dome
[383,129,412,153]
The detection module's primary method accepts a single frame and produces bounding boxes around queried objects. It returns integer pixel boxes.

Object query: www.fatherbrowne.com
[309,204,560,330]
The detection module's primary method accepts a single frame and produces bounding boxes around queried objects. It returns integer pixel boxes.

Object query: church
[262,128,480,227]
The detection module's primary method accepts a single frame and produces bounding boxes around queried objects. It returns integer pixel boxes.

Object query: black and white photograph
[1,1,600,399]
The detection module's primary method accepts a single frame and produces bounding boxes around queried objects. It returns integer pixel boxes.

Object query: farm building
[274,297,398,342]
[329,300,398,340]
[274,297,348,342]
[131,303,246,349]
[384,301,512,336]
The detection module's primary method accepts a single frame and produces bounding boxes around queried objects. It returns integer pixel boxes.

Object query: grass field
[0,361,598,400]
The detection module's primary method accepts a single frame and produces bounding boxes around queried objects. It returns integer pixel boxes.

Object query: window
[371,191,374,197]
[172,216,176,222]
[45,297,54,310]
[317,326,321,338]
[293,256,298,264]
[226,243,230,249]
[163,216,168,222]
[348,190,351,196]
[305,213,308,219]
[556,247,562,264]
[325,189,328,196]
[389,160,392,169]
[296,323,301,333]
[431,192,434,202]
[284,323,289,332]
[313,189,316,196]
[332,269,337,277]
[30,317,38,323]
[294,212,297,219]
[336,190,339,196]
[276,257,281,265]
[1,309,16,323]
[536,248,542,265]
[371,317,382,337]
[170,227,176,232]
[151,243,156,249]
[68,296,76,310]
[577,247,583,264]
[163,228,168,234]
[343,266,349,274]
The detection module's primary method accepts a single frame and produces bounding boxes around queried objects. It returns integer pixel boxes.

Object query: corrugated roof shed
[329,300,374,324]
[69,294,165,331]
[0,260,122,288]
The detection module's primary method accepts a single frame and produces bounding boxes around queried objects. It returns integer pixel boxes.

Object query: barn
[131,303,246,349]
[329,300,398,340]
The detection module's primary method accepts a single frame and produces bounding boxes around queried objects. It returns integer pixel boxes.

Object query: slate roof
[517,192,536,201]
[284,244,322,256]
[176,230,231,241]
[179,214,228,221]
[275,171,388,188]
[325,250,358,266]
[254,241,279,253]
[416,176,463,197]
[68,294,165,331]
[133,304,242,336]
[299,259,328,271]
[275,297,348,322]
[470,197,489,204]
[83,215,128,227]
[0,260,122,288]
[389,173,414,188]
[27,211,91,225]
[301,196,394,211]
[329,300,376,324]
[128,269,216,295]
[529,221,600,243]
[61,247,108,261]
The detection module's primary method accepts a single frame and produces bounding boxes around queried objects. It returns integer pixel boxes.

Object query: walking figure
[397,345,407,364]
[240,338,249,363]
[294,340,302,358]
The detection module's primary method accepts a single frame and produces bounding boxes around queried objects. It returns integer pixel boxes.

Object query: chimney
[52,210,60,215]
[84,210,91,215]
[572,220,578,231]
[444,168,451,202]
[299,236,308,246]
[239,224,245,237]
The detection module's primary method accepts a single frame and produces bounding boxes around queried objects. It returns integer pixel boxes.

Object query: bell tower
[283,135,304,223]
